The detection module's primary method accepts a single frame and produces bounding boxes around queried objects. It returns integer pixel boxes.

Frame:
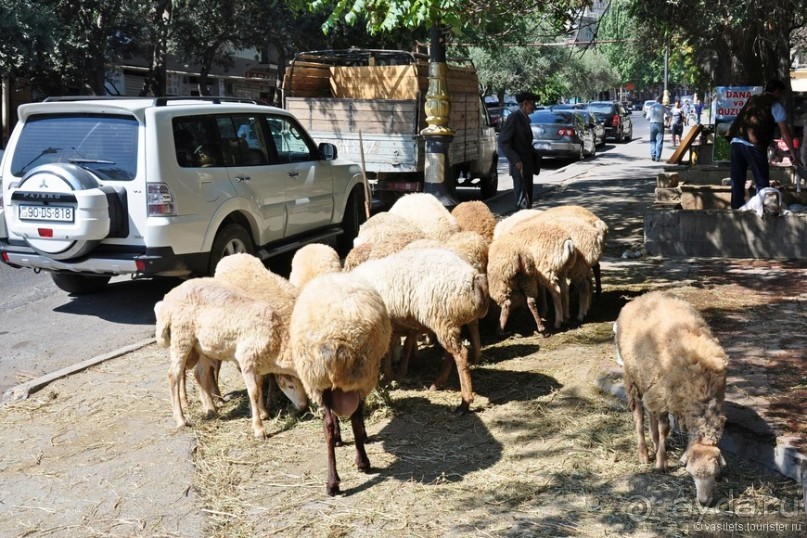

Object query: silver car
[529,109,596,161]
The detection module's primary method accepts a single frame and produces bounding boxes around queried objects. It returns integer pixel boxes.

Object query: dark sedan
[587,101,633,143]
[529,109,596,161]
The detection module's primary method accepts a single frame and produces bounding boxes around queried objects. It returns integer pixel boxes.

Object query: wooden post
[358,130,372,219]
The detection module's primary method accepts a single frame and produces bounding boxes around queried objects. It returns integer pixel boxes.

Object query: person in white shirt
[645,95,669,161]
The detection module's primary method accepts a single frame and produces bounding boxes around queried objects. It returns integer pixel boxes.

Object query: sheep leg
[397,334,417,380]
[560,278,570,321]
[239,366,267,439]
[655,413,671,472]
[630,399,649,464]
[322,389,341,496]
[525,296,546,333]
[498,300,514,333]
[350,401,371,473]
[431,351,455,390]
[255,374,270,420]
[193,356,219,419]
[333,417,344,447]
[168,343,194,428]
[547,282,564,329]
[433,328,474,414]
[577,278,592,322]
[466,320,482,364]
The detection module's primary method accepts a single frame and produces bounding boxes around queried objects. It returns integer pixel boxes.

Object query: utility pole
[663,37,670,106]
[421,22,458,207]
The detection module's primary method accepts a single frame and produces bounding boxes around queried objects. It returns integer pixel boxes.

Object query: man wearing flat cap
[499,91,540,210]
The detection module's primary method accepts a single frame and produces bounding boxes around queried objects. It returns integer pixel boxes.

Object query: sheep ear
[719,454,727,468]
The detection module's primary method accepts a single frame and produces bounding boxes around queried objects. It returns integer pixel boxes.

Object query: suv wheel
[337,188,366,256]
[50,273,112,294]
[480,161,498,199]
[208,223,255,275]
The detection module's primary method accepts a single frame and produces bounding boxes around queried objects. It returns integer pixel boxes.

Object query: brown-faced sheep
[451,200,496,244]
[387,192,460,241]
[350,248,488,412]
[615,291,728,505]
[289,243,342,288]
[488,218,576,333]
[156,278,303,439]
[289,272,392,496]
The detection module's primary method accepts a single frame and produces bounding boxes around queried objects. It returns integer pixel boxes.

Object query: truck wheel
[338,188,366,256]
[50,273,112,295]
[480,163,498,199]
[207,223,255,275]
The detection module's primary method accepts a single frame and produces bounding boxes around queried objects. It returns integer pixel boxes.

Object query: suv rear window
[11,114,139,180]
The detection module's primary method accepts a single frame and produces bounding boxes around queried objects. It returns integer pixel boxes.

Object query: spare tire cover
[14,163,111,260]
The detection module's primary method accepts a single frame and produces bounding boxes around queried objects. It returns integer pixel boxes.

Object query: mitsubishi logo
[39,178,48,189]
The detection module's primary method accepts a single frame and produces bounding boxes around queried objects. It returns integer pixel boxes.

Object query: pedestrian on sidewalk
[727,79,802,209]
[669,99,684,146]
[499,91,541,210]
[645,95,668,161]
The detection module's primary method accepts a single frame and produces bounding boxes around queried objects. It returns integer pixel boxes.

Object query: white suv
[0,97,367,293]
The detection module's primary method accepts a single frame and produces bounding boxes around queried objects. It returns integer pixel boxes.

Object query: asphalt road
[0,112,656,395]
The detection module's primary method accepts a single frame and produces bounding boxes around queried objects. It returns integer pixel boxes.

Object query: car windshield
[529,111,574,124]
[11,113,139,180]
[587,103,615,114]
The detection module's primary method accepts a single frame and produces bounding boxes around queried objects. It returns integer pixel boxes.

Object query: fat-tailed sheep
[388,192,460,241]
[289,272,392,496]
[156,278,304,439]
[615,291,728,505]
[350,248,488,412]
[452,200,496,244]
[289,243,342,288]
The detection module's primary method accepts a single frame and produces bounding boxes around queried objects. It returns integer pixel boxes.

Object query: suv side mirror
[319,142,337,161]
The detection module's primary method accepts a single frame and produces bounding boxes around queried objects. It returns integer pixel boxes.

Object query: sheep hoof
[428,383,441,391]
[253,428,267,440]
[453,402,470,415]
[326,483,340,496]
[356,459,371,473]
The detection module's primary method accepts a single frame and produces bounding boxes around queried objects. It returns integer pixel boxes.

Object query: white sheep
[156,278,304,439]
[493,209,541,239]
[289,272,392,496]
[451,200,497,244]
[387,192,460,241]
[487,218,576,333]
[289,243,342,288]
[350,248,489,412]
[343,233,417,271]
[615,291,728,505]
[353,211,426,248]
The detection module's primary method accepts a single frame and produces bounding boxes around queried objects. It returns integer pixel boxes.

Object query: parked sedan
[587,101,633,143]
[529,109,596,161]
[583,110,606,147]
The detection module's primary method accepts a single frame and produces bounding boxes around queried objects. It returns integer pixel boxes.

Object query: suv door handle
[235,175,250,182]
[288,170,299,178]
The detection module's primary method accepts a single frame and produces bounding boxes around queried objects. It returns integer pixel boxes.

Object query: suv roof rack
[42,96,269,106]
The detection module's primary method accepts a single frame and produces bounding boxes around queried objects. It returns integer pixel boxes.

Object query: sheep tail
[613,321,624,366]
[154,300,171,347]
[472,273,490,319]
[562,238,576,267]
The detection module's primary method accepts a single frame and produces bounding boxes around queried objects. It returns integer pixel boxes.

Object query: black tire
[207,223,255,275]
[573,143,584,162]
[480,161,498,199]
[50,273,111,295]
[337,188,366,256]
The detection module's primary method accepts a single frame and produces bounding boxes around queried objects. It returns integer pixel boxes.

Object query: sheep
[387,192,460,241]
[353,211,426,248]
[289,243,342,288]
[350,248,489,412]
[487,218,576,333]
[343,233,418,271]
[615,291,728,505]
[451,200,496,244]
[493,209,541,239]
[289,272,392,496]
[156,278,304,439]
[213,253,307,411]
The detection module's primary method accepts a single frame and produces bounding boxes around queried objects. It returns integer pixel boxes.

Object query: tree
[0,1,57,86]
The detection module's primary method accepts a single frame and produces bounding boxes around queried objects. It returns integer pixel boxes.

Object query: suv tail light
[612,114,621,127]
[147,183,176,216]
[558,128,575,137]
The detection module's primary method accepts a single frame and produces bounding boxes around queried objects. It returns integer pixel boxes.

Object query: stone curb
[595,367,807,488]
[1,337,156,406]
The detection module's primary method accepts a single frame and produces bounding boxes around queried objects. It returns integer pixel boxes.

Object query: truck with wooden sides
[282,49,498,207]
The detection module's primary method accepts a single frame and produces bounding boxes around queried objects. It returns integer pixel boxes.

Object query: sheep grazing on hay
[387,192,460,241]
[615,291,728,505]
[487,218,576,333]
[289,272,392,496]
[156,278,305,439]
[350,248,488,413]
[289,243,342,288]
[451,200,497,244]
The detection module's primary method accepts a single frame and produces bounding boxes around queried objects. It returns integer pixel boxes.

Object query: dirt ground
[0,178,805,537]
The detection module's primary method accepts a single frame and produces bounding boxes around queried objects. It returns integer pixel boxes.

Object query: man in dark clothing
[499,91,540,210]
[728,79,801,209]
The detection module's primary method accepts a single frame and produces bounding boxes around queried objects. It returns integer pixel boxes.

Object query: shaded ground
[0,174,805,537]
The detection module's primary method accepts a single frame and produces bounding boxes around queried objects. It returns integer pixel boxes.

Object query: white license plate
[19,205,75,222]
[534,143,551,150]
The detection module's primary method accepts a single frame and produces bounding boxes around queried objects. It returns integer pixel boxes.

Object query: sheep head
[680,441,726,506]
[275,374,308,410]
